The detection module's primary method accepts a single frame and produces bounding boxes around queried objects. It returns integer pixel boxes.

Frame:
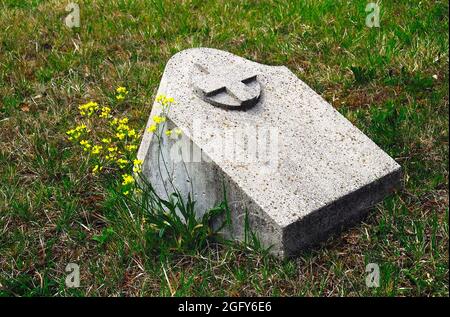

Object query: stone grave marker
[137,48,402,258]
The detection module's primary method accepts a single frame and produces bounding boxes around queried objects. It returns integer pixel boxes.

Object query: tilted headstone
[137,48,401,258]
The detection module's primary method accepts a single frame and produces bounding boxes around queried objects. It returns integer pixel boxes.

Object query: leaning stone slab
[137,48,401,258]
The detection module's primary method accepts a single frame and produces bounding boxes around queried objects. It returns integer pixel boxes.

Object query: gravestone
[137,48,401,258]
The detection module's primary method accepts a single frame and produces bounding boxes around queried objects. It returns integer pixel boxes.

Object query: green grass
[0,0,448,296]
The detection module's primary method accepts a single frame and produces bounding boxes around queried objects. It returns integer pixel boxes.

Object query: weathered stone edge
[281,166,403,257]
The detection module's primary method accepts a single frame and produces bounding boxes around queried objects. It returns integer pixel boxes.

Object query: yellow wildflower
[116,132,126,140]
[117,158,128,169]
[175,128,182,136]
[117,123,129,132]
[92,164,103,174]
[126,144,138,152]
[91,145,103,155]
[132,165,141,173]
[155,94,165,103]
[80,140,91,151]
[99,106,111,118]
[106,146,118,160]
[165,129,172,136]
[115,88,128,101]
[101,138,111,144]
[155,94,175,107]
[153,115,166,124]
[133,159,143,173]
[78,101,99,117]
[110,118,119,126]
[116,86,128,94]
[160,95,175,107]
[127,129,136,138]
[67,124,89,141]
[66,129,76,140]
[121,174,134,186]
[147,124,157,133]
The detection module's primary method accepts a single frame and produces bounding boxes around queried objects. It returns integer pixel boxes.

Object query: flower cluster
[66,124,89,141]
[99,106,111,119]
[121,173,135,195]
[155,94,175,106]
[78,101,99,117]
[66,90,178,196]
[146,94,182,138]
[66,87,143,195]
[116,86,128,101]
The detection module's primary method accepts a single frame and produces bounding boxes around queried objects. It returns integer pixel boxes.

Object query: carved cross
[192,64,261,108]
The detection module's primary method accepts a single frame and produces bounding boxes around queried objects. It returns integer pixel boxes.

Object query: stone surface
[137,48,402,258]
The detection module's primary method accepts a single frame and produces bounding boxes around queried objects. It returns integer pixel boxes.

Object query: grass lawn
[0,0,448,296]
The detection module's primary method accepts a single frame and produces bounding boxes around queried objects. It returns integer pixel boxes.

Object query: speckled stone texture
[137,48,402,258]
